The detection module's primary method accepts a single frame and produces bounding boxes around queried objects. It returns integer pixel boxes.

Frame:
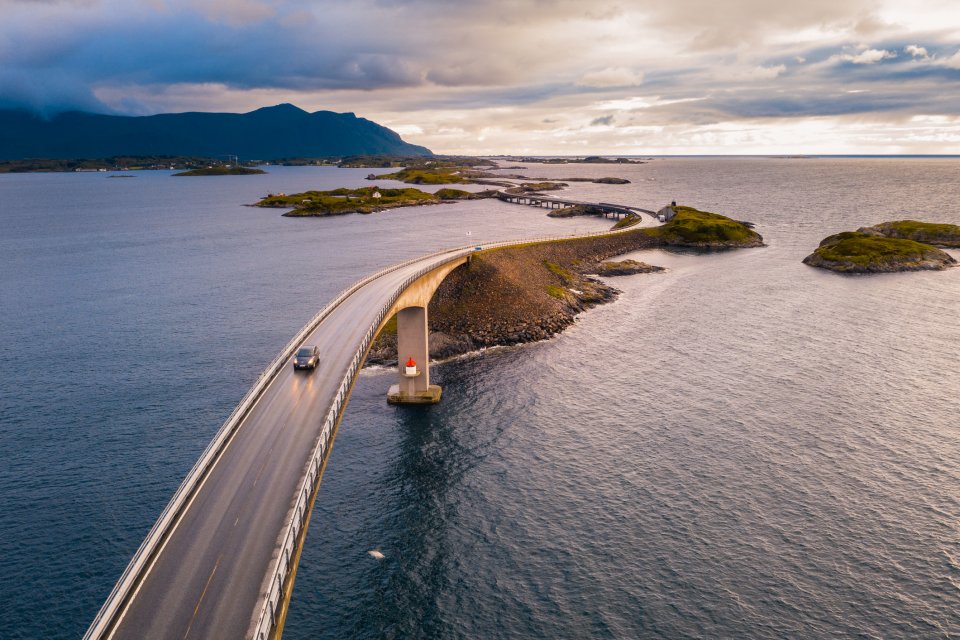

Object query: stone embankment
[367,230,662,365]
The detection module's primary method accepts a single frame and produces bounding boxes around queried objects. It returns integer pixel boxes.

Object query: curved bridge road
[87,211,657,640]
[96,246,480,640]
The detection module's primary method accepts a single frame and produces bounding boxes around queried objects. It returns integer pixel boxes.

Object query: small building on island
[657,203,678,222]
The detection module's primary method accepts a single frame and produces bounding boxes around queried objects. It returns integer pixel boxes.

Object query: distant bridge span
[496,189,656,219]
[85,206,657,640]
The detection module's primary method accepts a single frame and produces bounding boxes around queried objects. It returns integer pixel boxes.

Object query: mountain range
[0,104,432,160]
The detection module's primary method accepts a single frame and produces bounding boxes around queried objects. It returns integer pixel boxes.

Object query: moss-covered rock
[802,230,956,273]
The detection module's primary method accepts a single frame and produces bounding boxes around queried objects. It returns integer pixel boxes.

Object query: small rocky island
[803,220,959,273]
[174,166,266,176]
[367,205,760,364]
[255,186,490,216]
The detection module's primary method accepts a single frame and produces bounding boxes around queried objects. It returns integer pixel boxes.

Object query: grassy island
[372,167,473,184]
[174,166,266,176]
[255,186,484,216]
[803,230,956,273]
[644,206,764,248]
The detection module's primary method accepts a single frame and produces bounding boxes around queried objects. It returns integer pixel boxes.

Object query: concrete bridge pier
[387,306,442,404]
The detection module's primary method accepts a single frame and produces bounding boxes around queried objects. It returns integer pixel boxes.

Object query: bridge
[85,211,656,640]
[496,190,655,220]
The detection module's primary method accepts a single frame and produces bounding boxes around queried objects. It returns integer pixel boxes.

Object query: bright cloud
[835,48,898,64]
[577,67,645,88]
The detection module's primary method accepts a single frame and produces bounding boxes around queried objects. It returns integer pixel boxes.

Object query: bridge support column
[387,306,442,405]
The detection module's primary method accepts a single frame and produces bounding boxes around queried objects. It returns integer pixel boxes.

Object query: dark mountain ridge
[0,103,432,160]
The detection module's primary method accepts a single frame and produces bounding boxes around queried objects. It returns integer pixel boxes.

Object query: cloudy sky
[3,0,960,154]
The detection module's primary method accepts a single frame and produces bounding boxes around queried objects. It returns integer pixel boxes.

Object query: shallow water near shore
[1,159,959,638]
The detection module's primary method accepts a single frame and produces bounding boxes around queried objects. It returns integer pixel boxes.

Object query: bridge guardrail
[87,211,657,640]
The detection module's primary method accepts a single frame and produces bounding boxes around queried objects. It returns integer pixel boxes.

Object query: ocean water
[1,160,958,638]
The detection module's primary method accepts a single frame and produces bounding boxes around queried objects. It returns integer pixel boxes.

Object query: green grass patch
[545,285,567,299]
[543,260,574,282]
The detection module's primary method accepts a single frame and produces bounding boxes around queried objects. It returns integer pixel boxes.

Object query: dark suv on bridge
[293,345,320,370]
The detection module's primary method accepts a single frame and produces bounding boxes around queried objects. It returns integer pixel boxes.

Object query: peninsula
[368,205,761,364]
[803,220,959,273]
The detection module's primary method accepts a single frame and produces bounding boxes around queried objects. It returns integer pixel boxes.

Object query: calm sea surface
[1,159,958,639]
